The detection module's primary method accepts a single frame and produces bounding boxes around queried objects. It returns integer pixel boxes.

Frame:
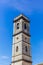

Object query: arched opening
[17,23,19,29]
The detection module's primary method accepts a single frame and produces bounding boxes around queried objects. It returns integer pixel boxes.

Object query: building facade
[11,14,32,65]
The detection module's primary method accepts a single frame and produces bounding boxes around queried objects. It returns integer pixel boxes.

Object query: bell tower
[11,14,32,65]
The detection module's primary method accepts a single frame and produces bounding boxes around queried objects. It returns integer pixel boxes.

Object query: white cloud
[0,0,10,4]
[1,56,9,59]
[0,0,43,15]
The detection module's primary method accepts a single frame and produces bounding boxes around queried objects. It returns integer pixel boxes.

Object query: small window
[17,37,19,40]
[16,46,18,52]
[25,37,27,40]
[17,23,19,29]
[25,46,28,52]
[24,23,27,29]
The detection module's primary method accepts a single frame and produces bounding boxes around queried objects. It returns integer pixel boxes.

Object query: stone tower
[11,14,32,65]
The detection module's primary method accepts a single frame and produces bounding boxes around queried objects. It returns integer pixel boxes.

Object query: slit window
[25,46,28,52]
[16,46,18,52]
[24,23,27,29]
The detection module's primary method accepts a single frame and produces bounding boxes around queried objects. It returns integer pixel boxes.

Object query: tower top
[13,14,30,23]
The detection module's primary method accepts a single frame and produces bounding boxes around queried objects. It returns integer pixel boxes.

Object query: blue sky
[0,0,43,65]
